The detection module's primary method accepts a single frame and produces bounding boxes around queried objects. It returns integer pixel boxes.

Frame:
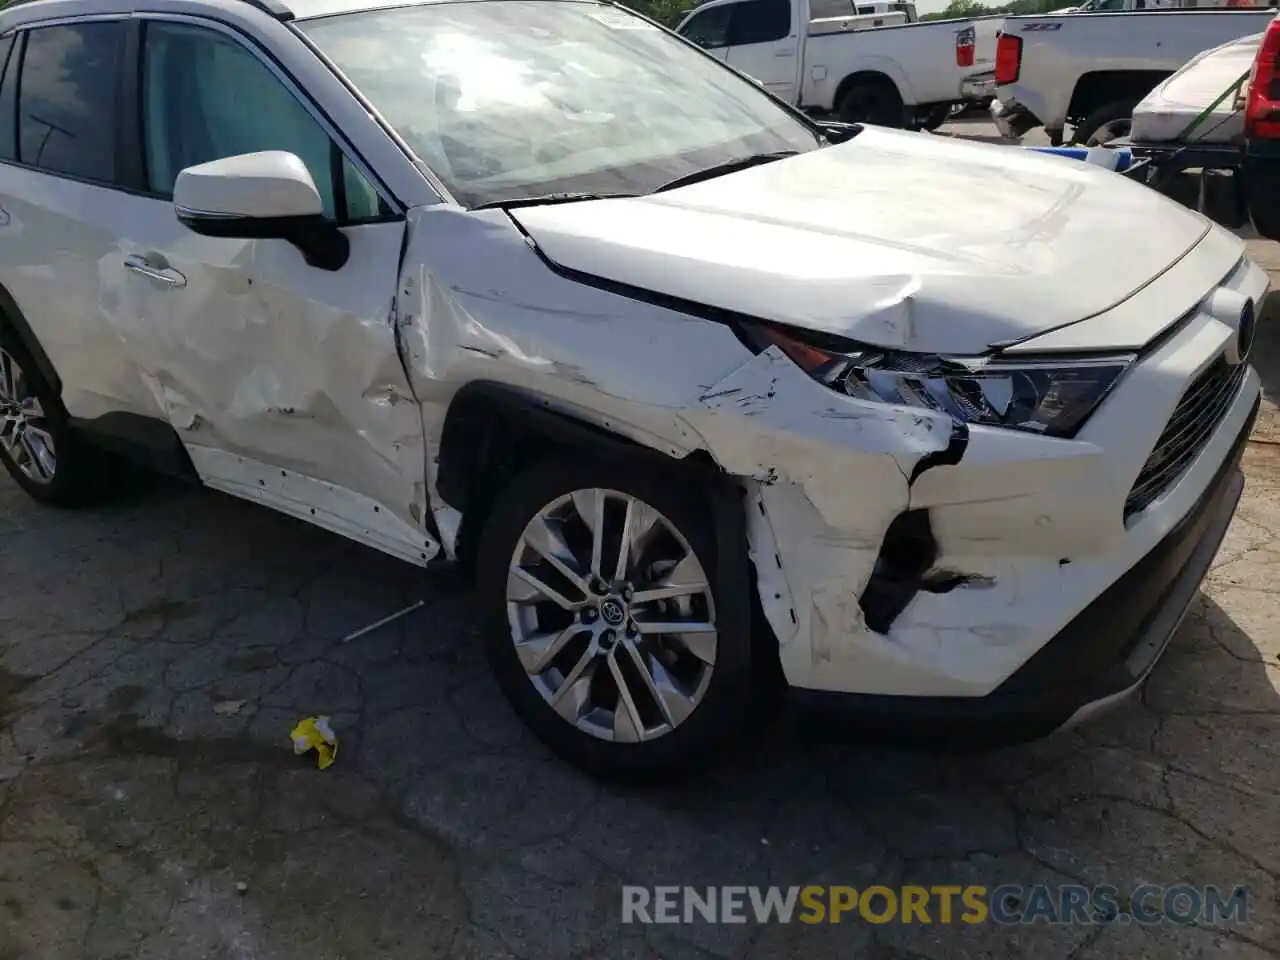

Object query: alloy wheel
[505,488,717,743]
[0,348,55,484]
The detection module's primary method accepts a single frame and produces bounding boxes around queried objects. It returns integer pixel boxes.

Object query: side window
[679,6,733,48]
[17,22,124,183]
[727,0,792,45]
[141,21,383,221]
[0,34,17,161]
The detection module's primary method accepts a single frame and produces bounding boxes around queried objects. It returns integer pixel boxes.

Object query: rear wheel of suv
[475,454,759,781]
[0,322,106,506]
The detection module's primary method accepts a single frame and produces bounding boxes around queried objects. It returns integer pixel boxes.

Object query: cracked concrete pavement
[6,129,1280,960]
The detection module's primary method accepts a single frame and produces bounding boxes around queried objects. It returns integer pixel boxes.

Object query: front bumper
[787,396,1255,747]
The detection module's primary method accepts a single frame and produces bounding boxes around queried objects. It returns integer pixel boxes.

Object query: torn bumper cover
[789,397,1255,746]
[683,243,1265,746]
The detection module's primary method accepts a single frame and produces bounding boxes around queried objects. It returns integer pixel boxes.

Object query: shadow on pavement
[2,407,1279,957]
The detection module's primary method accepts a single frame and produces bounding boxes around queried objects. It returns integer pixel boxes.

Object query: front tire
[0,322,107,507]
[476,454,759,782]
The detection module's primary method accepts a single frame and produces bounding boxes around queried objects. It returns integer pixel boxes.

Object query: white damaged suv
[0,0,1265,778]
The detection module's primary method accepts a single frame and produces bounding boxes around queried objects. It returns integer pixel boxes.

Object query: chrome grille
[1125,355,1247,519]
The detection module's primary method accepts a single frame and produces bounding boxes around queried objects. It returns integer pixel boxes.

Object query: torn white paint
[395,206,756,558]
[190,448,437,566]
[683,346,956,691]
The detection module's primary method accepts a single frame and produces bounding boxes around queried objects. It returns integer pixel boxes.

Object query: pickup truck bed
[1131,32,1260,142]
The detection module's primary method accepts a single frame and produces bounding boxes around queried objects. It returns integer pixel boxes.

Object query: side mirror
[173,151,349,271]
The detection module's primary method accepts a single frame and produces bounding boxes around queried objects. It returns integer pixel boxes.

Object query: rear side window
[17,22,123,183]
[727,0,791,45]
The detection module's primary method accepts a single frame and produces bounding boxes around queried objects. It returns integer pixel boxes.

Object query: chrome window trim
[9,14,133,28]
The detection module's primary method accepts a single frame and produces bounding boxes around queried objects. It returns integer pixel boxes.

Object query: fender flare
[834,60,916,109]
[0,283,61,396]
[435,383,750,609]
[435,381,720,513]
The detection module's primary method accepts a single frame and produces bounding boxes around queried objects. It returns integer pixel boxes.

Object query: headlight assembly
[740,321,1133,439]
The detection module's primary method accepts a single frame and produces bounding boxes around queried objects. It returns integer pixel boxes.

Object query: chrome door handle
[123,254,186,288]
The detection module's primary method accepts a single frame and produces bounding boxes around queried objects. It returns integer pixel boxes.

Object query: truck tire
[917,104,953,133]
[1070,99,1138,147]
[1247,164,1280,241]
[837,79,905,128]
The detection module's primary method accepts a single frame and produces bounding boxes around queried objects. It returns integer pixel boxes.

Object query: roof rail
[237,0,295,20]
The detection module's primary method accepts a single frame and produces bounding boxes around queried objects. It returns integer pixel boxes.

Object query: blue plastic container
[1023,145,1134,173]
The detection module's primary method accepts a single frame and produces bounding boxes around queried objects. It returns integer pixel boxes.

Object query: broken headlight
[742,322,1134,439]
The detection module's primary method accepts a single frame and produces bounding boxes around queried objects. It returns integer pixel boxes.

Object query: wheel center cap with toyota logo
[600,598,626,627]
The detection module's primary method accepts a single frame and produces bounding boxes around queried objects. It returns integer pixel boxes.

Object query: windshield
[297,0,823,208]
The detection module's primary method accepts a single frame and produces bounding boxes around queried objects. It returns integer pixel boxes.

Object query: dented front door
[113,208,437,566]
[107,17,436,566]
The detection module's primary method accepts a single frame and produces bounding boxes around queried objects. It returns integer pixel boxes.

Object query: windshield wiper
[654,151,800,193]
[470,191,639,211]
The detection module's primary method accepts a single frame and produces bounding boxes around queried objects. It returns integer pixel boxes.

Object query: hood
[509,127,1211,355]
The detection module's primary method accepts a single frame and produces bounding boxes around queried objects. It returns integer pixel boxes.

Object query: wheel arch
[436,382,733,580]
[0,281,61,397]
[440,380,785,719]
[1066,70,1168,125]
[833,68,907,112]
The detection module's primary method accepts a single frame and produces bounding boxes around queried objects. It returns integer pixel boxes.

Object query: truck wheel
[838,80,905,128]
[1070,100,1138,147]
[1247,164,1280,241]
[918,104,953,132]
[475,453,760,782]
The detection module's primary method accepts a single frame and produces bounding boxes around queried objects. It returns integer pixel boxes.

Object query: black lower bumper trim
[787,395,1258,749]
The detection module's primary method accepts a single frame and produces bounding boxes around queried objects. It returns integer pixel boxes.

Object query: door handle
[775,49,794,57]
[124,254,186,288]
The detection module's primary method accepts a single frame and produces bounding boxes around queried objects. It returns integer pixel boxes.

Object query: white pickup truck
[674,0,993,128]
[1061,0,1267,11]
[991,8,1277,145]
